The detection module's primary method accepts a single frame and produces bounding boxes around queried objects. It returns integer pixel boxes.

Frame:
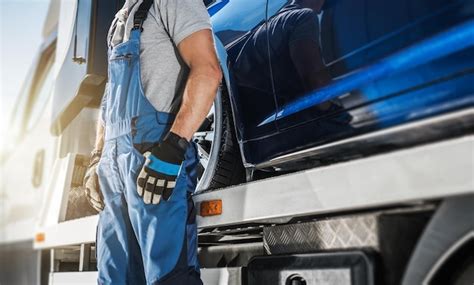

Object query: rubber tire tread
[207,87,245,189]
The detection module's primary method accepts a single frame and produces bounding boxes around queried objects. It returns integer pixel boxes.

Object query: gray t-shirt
[107,0,212,114]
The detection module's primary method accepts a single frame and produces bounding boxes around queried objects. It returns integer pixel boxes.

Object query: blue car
[206,0,474,184]
[51,0,474,191]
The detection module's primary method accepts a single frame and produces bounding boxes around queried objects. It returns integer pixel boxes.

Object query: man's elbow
[191,60,223,84]
[211,63,223,84]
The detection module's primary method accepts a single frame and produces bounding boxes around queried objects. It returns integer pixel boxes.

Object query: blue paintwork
[50,0,474,168]
[210,0,474,166]
[208,0,230,16]
[259,19,474,125]
[211,0,278,140]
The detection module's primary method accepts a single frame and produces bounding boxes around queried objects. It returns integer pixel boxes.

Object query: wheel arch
[214,37,232,99]
[214,36,250,167]
[427,231,474,284]
[402,194,474,285]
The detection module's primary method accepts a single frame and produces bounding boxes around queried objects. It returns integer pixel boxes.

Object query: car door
[210,0,277,142]
[265,0,474,156]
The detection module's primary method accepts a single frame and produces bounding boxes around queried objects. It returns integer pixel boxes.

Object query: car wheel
[193,86,245,191]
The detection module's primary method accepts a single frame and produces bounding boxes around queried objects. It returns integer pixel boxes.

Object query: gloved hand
[137,132,189,204]
[83,150,105,212]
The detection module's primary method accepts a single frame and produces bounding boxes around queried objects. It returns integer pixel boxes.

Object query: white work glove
[83,150,105,212]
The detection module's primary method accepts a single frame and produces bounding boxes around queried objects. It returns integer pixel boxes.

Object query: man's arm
[94,85,108,152]
[170,29,222,141]
[83,112,106,212]
[94,119,105,151]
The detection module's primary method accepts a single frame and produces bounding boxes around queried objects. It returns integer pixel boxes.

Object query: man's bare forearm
[170,68,221,141]
[94,118,105,151]
[171,29,222,141]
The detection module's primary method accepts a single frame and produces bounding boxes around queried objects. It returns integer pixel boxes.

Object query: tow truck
[36,130,474,285]
[1,0,473,284]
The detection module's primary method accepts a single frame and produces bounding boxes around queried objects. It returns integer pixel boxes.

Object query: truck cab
[1,0,473,284]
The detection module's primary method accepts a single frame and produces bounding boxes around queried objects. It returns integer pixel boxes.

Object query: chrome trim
[256,108,474,170]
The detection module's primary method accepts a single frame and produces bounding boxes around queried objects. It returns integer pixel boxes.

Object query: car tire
[193,85,245,191]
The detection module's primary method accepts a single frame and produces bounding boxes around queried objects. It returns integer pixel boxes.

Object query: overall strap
[133,0,154,31]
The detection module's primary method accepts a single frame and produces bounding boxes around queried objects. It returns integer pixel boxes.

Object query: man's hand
[83,150,105,212]
[136,132,189,204]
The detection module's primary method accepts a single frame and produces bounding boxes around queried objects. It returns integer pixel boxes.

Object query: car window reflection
[268,0,352,129]
[227,0,352,131]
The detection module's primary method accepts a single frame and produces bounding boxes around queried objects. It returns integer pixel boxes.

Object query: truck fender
[402,194,474,285]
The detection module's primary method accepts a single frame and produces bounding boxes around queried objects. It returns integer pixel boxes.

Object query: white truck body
[1,1,473,284]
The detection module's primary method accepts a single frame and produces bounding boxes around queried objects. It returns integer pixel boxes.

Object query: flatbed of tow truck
[33,130,473,284]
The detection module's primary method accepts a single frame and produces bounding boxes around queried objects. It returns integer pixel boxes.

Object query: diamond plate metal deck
[264,215,379,254]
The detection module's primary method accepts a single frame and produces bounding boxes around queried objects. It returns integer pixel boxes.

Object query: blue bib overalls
[96,26,202,285]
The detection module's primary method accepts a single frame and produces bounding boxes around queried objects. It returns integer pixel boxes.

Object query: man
[83,0,221,284]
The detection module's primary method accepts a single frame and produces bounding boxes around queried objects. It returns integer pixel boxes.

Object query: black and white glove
[137,132,189,204]
[83,150,104,212]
